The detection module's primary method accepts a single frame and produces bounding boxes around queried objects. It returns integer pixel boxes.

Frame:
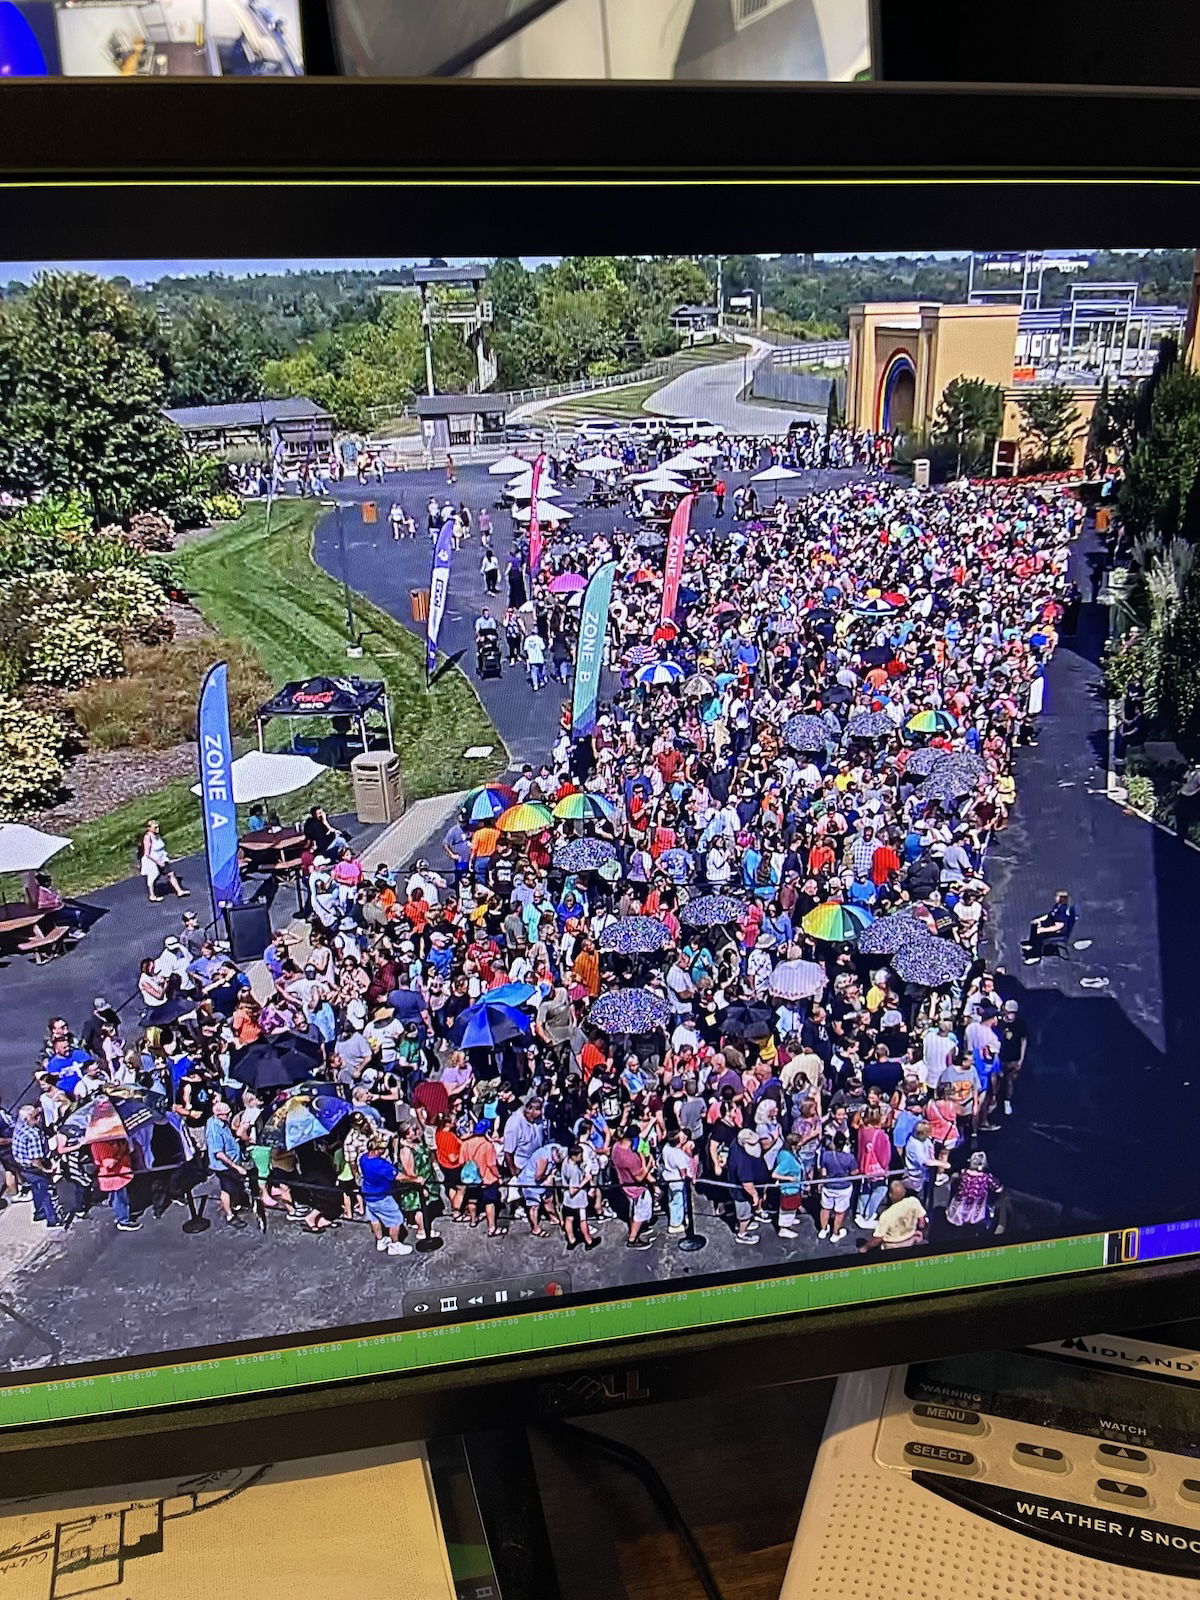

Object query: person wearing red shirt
[808,840,836,876]
[870,839,901,887]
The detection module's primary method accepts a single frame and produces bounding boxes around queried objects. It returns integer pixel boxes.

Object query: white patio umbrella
[685,442,721,458]
[513,502,573,522]
[574,454,622,474]
[751,464,802,490]
[633,474,690,495]
[659,453,707,473]
[488,454,532,476]
[506,478,562,501]
[189,751,327,805]
[0,823,71,875]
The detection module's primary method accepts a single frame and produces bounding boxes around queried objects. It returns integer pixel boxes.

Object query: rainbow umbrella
[907,709,957,735]
[548,572,587,594]
[496,802,554,834]
[464,784,518,824]
[553,791,618,824]
[801,901,874,943]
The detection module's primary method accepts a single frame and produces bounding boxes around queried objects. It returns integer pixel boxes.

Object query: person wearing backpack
[459,1120,505,1237]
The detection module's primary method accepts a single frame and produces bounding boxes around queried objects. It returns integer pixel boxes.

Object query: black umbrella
[721,1002,776,1041]
[822,683,853,705]
[782,714,830,753]
[228,1032,324,1094]
[861,645,893,667]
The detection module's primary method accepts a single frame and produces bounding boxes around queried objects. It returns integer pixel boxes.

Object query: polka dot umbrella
[589,987,671,1035]
[903,747,947,778]
[783,714,831,752]
[891,933,972,988]
[679,893,744,928]
[857,910,932,957]
[553,837,618,873]
[597,917,674,955]
[845,711,895,740]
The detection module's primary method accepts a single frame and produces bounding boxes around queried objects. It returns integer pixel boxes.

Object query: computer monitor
[0,81,1198,1490]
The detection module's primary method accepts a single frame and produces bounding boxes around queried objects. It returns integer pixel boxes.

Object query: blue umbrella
[846,711,895,740]
[589,988,671,1035]
[636,661,684,687]
[483,982,539,1008]
[679,893,743,928]
[920,772,974,808]
[678,586,702,607]
[598,917,673,955]
[284,1095,353,1150]
[451,1000,533,1051]
[783,714,830,752]
[554,837,618,873]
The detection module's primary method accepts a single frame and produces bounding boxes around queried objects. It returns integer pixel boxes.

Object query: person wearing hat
[996,998,1028,1118]
[358,1135,414,1257]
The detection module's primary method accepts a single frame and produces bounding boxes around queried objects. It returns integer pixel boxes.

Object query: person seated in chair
[1021,890,1076,964]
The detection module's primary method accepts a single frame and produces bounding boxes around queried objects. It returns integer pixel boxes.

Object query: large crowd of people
[2,434,1081,1281]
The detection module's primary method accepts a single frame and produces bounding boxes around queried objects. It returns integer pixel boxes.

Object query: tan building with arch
[846,300,1022,435]
[845,297,1102,468]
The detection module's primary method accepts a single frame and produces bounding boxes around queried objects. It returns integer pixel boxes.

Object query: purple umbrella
[598,917,673,955]
[590,988,671,1034]
[680,893,744,928]
[892,934,972,988]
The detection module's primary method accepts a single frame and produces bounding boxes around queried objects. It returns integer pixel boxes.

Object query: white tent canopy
[488,454,532,476]
[190,751,327,805]
[574,454,622,474]
[659,453,708,473]
[0,823,71,875]
[632,475,689,495]
[513,502,573,522]
[505,479,562,501]
[751,464,802,486]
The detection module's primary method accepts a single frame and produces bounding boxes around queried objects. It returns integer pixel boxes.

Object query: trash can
[351,750,404,824]
[410,587,430,623]
[913,458,931,491]
[361,500,377,524]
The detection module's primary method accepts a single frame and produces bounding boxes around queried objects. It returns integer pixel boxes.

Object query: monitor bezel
[0,77,1198,1472]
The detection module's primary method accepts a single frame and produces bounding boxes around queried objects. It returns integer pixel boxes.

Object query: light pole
[322,498,362,657]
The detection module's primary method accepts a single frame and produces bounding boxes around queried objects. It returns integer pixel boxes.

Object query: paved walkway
[979,523,1194,1233]
[644,336,814,431]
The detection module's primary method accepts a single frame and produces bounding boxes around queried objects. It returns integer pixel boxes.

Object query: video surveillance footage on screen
[0,246,1197,1385]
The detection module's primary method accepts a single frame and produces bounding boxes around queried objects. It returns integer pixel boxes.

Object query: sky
[0,251,987,285]
[0,249,1150,286]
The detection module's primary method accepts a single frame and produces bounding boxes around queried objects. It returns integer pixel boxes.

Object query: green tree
[1017,384,1083,472]
[167,297,264,407]
[0,272,187,525]
[1155,579,1200,755]
[934,375,1004,475]
[1120,364,1200,542]
[1084,375,1111,468]
[826,380,841,431]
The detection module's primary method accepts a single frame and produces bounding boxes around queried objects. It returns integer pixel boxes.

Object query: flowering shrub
[0,694,70,814]
[205,491,244,523]
[127,509,176,551]
[88,568,174,644]
[24,610,124,688]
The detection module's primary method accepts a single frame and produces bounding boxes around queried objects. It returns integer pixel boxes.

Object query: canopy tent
[189,751,327,804]
[255,675,393,755]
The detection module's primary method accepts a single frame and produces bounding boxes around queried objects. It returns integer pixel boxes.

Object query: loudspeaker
[224,901,273,964]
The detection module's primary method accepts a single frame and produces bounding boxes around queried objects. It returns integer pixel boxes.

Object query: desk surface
[533,1379,833,1600]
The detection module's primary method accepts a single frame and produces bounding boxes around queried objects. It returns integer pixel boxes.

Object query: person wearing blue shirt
[359,1140,413,1256]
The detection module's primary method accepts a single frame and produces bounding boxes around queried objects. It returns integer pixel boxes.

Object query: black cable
[541,1419,728,1600]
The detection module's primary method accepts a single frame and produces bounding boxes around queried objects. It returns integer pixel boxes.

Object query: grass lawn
[55,501,501,895]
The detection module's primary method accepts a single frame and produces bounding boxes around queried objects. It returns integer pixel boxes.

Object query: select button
[903,1441,978,1474]
[912,1403,984,1435]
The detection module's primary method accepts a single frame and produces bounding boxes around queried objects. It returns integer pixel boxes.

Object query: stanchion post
[677,1174,707,1253]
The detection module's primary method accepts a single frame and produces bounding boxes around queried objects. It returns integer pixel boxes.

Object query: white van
[575,419,626,444]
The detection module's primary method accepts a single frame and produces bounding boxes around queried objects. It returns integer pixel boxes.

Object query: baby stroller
[476,630,502,680]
